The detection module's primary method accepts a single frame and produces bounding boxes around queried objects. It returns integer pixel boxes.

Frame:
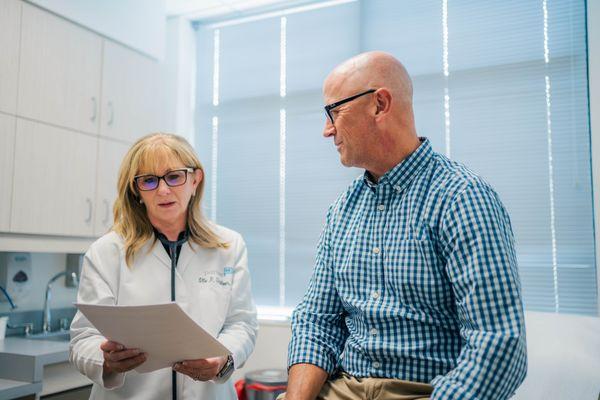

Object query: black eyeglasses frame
[324,89,377,124]
[133,167,195,192]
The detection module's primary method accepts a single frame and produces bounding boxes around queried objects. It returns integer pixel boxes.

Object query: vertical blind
[195,0,596,316]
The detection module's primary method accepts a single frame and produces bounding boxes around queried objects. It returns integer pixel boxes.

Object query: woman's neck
[150,217,186,241]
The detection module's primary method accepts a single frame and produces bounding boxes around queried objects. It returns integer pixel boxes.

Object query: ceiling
[166,0,297,20]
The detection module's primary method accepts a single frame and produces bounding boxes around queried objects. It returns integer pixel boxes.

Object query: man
[282,52,527,400]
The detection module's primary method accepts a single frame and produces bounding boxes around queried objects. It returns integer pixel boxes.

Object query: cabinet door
[0,0,21,115]
[18,3,101,135]
[101,40,167,143]
[94,138,130,236]
[0,114,16,231]
[11,119,97,236]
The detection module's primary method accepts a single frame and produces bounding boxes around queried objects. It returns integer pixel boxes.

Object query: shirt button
[370,328,378,336]
[393,185,401,192]
[373,247,380,254]
[377,204,385,211]
[373,361,381,369]
[372,291,380,300]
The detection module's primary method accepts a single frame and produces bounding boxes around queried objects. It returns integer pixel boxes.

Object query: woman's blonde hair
[113,133,227,266]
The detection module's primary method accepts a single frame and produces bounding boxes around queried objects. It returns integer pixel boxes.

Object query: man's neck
[367,134,421,181]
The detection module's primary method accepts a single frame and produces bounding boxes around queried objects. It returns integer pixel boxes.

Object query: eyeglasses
[134,168,195,191]
[324,89,377,124]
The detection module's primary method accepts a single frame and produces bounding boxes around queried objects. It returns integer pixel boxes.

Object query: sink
[25,331,71,342]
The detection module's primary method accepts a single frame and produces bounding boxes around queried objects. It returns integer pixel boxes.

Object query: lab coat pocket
[194,270,233,335]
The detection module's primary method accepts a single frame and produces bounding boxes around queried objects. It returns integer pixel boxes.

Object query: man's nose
[323,119,336,137]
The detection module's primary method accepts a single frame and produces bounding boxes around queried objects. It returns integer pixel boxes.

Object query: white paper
[75,302,231,373]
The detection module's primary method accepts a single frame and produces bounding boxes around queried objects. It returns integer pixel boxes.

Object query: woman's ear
[193,168,203,188]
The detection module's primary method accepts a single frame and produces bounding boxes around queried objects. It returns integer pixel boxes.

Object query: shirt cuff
[288,352,337,376]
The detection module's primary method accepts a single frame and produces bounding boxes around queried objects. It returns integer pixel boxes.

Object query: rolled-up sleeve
[287,207,348,375]
[432,182,527,400]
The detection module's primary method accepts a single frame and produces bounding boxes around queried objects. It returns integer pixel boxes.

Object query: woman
[70,133,258,400]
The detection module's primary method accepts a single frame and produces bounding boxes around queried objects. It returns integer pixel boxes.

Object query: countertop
[0,337,70,382]
[0,336,89,399]
[0,378,42,400]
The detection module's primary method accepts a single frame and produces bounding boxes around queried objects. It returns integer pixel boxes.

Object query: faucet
[2,284,35,336]
[42,271,78,333]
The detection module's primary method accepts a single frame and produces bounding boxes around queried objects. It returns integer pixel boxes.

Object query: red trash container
[241,369,288,400]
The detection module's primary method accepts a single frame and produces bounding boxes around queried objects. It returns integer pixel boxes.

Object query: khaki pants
[277,372,433,400]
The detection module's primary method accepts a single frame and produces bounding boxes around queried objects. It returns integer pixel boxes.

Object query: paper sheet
[75,302,231,373]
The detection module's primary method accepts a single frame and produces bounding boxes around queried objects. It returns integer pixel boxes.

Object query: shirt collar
[153,228,188,244]
[362,137,433,193]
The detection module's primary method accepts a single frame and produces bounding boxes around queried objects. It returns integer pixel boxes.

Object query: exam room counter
[0,337,91,399]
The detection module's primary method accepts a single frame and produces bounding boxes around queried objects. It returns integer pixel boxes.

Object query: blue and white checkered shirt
[288,138,527,400]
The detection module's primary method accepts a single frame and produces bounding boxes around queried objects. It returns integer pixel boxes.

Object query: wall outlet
[0,252,33,302]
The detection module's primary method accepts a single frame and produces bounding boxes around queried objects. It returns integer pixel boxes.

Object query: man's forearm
[285,363,329,400]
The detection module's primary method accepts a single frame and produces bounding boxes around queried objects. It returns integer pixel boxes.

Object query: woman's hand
[101,340,147,374]
[172,356,227,381]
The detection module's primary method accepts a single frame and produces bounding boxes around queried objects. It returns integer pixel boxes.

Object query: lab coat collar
[150,237,195,274]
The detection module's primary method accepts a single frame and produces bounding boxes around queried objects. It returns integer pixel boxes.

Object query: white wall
[589,0,600,315]
[514,312,600,399]
[0,253,78,312]
[26,0,166,60]
[233,321,291,382]
[163,16,197,142]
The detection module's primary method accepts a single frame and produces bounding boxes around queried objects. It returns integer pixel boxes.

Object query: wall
[0,253,78,313]
[26,0,166,60]
[232,321,291,382]
[589,0,600,314]
[514,312,600,399]
[163,16,197,142]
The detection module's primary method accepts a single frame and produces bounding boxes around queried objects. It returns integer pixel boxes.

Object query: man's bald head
[321,51,420,178]
[324,51,413,105]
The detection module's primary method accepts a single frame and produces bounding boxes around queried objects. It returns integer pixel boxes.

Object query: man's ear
[374,88,392,118]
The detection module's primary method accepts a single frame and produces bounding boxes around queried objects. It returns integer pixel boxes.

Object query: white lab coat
[70,225,258,400]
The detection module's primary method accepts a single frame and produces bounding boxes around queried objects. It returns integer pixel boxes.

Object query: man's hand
[101,340,147,374]
[172,356,227,381]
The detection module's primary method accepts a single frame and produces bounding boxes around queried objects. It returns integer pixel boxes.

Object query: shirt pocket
[386,238,447,310]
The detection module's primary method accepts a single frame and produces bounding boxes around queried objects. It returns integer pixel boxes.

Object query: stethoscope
[156,231,189,400]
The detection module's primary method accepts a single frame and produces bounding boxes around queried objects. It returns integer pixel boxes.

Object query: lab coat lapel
[150,237,194,274]
[177,242,195,274]
[151,239,172,270]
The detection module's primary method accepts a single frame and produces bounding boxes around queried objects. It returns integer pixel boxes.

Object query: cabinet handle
[85,198,92,223]
[107,101,114,127]
[102,199,110,225]
[91,97,97,121]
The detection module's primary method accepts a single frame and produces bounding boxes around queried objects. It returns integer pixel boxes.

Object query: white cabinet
[17,3,102,135]
[11,119,97,237]
[94,138,130,236]
[0,0,21,115]
[0,2,172,250]
[0,114,16,231]
[101,40,167,143]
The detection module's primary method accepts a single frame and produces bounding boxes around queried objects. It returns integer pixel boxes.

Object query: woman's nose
[156,178,171,194]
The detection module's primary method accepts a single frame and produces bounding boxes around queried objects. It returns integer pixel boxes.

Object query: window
[195,0,596,316]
